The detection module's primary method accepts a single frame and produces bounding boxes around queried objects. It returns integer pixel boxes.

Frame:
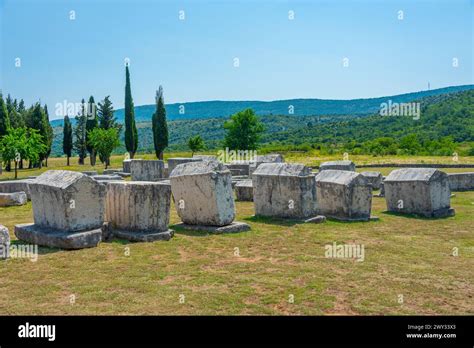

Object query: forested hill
[50,84,474,126]
[261,89,474,155]
[50,89,474,156]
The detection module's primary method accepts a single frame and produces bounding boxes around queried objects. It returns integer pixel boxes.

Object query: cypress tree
[74,99,88,165]
[152,86,168,160]
[86,96,99,165]
[44,104,54,167]
[124,65,138,158]
[29,103,49,168]
[63,115,73,166]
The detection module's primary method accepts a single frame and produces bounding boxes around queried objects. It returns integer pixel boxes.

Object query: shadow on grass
[243,215,304,227]
[382,211,455,220]
[170,225,211,237]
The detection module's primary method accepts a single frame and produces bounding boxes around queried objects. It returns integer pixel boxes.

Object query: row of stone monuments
[3,155,459,254]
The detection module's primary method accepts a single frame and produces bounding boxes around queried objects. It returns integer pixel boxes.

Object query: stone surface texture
[0,191,27,207]
[384,168,454,217]
[252,163,317,219]
[360,171,383,190]
[130,159,165,181]
[448,172,474,191]
[170,161,235,226]
[315,170,372,221]
[105,181,172,236]
[319,160,356,172]
[235,179,253,201]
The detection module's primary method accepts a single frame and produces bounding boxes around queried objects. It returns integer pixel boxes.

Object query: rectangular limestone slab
[112,229,174,242]
[174,221,250,234]
[14,223,102,250]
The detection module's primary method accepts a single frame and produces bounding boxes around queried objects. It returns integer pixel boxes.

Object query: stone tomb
[253,163,321,220]
[105,181,173,242]
[168,157,203,176]
[235,179,253,201]
[0,179,34,199]
[319,160,356,172]
[315,170,372,221]
[448,172,474,191]
[170,161,250,233]
[0,225,9,260]
[384,168,454,218]
[249,154,285,176]
[360,171,383,190]
[0,191,27,207]
[130,159,165,181]
[122,159,131,173]
[15,170,106,249]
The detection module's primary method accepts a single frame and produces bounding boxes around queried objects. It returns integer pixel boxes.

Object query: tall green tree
[223,108,264,150]
[28,103,49,168]
[124,65,138,158]
[188,135,205,156]
[85,96,99,165]
[98,96,119,130]
[152,86,168,160]
[74,99,88,165]
[63,115,73,166]
[87,128,121,169]
[43,104,54,167]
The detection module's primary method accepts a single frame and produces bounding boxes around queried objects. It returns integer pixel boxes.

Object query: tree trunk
[45,157,48,167]
[19,159,24,169]
[14,162,18,179]
[158,151,164,160]
[67,156,70,166]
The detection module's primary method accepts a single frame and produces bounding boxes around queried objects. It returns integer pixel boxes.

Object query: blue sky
[0,0,472,120]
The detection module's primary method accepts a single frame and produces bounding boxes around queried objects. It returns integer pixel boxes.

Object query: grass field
[0,153,473,315]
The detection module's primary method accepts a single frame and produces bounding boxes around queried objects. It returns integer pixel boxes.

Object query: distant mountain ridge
[50,84,474,127]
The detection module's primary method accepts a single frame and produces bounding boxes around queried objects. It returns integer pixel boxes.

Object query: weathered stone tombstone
[253,163,323,221]
[122,159,132,173]
[448,172,474,191]
[319,160,356,172]
[0,191,27,207]
[170,161,250,233]
[105,181,173,242]
[91,174,124,182]
[130,159,165,181]
[0,225,9,260]
[384,168,455,218]
[167,157,203,175]
[226,161,251,176]
[103,168,123,175]
[249,154,285,176]
[360,171,383,190]
[235,180,253,201]
[315,170,373,221]
[0,179,35,200]
[14,170,106,249]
